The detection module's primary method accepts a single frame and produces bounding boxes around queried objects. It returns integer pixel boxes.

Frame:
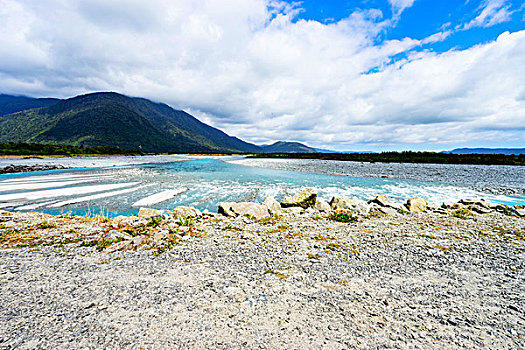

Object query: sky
[0,0,524,151]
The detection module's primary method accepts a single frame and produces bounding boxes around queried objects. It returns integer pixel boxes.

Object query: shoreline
[1,191,524,349]
[227,157,525,196]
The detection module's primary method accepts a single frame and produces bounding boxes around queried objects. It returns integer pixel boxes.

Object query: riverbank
[228,157,525,196]
[1,193,524,349]
[0,154,198,175]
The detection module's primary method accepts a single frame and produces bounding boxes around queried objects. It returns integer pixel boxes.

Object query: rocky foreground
[1,190,524,349]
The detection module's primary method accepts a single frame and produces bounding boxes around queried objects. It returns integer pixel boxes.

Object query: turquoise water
[1,158,523,216]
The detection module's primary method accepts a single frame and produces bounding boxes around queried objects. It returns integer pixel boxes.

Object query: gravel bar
[1,208,524,349]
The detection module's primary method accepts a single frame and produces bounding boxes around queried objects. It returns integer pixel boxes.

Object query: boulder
[218,202,269,219]
[104,240,134,253]
[378,207,398,216]
[458,198,492,209]
[138,208,162,219]
[469,205,492,214]
[106,230,132,240]
[516,209,525,217]
[451,203,467,210]
[369,195,403,210]
[172,206,201,219]
[262,196,282,214]
[330,197,370,215]
[406,197,427,213]
[281,188,317,209]
[314,198,331,212]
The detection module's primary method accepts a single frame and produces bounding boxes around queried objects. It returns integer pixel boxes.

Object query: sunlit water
[1,158,523,216]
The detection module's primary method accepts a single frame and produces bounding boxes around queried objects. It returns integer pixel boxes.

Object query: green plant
[147,216,163,227]
[176,217,194,226]
[451,209,473,220]
[36,221,56,229]
[259,213,283,224]
[329,213,358,223]
[495,205,517,216]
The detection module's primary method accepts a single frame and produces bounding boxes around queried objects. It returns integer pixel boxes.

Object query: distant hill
[260,141,316,153]
[0,92,261,153]
[448,148,525,155]
[0,94,60,116]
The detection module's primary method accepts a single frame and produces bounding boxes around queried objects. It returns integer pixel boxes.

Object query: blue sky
[284,0,525,49]
[0,0,524,151]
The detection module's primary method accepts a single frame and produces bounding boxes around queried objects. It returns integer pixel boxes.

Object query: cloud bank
[0,0,524,150]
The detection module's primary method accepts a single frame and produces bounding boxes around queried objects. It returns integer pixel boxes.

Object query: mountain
[0,92,260,153]
[448,148,525,155]
[0,94,60,116]
[260,141,316,153]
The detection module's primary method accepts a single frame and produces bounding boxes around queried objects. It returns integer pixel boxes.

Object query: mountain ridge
[447,148,525,155]
[0,92,263,153]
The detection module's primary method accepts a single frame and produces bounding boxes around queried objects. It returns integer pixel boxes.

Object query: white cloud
[0,0,523,150]
[463,0,513,29]
[388,0,417,18]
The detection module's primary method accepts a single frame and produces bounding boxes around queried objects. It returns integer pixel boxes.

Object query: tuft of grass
[312,215,322,221]
[147,216,163,227]
[452,209,473,220]
[259,214,283,224]
[36,221,57,229]
[421,233,439,239]
[244,214,256,220]
[176,217,194,226]
[308,253,321,259]
[329,212,358,223]
[80,237,123,251]
[495,205,517,216]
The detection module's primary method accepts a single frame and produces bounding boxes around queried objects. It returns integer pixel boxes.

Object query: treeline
[0,142,140,156]
[250,151,525,166]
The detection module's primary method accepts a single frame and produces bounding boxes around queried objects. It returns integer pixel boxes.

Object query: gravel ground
[229,158,525,195]
[1,208,524,349]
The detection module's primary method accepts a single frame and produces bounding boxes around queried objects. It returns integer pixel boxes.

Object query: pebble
[0,206,523,349]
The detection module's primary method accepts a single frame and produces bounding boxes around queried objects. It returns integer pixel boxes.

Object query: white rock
[218,202,269,219]
[314,198,331,212]
[262,196,282,214]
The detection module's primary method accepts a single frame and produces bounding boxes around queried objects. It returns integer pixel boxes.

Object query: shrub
[329,213,358,223]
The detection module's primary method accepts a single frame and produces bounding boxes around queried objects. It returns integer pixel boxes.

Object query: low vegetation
[329,212,358,223]
[0,142,139,156]
[250,151,525,166]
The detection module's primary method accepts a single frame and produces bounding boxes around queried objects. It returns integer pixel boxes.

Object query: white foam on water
[131,187,189,207]
[48,184,152,208]
[0,202,24,209]
[0,173,115,184]
[15,200,61,211]
[0,179,101,192]
[0,182,141,202]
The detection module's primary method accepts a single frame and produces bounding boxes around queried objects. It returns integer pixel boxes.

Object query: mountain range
[447,148,525,155]
[0,92,316,154]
